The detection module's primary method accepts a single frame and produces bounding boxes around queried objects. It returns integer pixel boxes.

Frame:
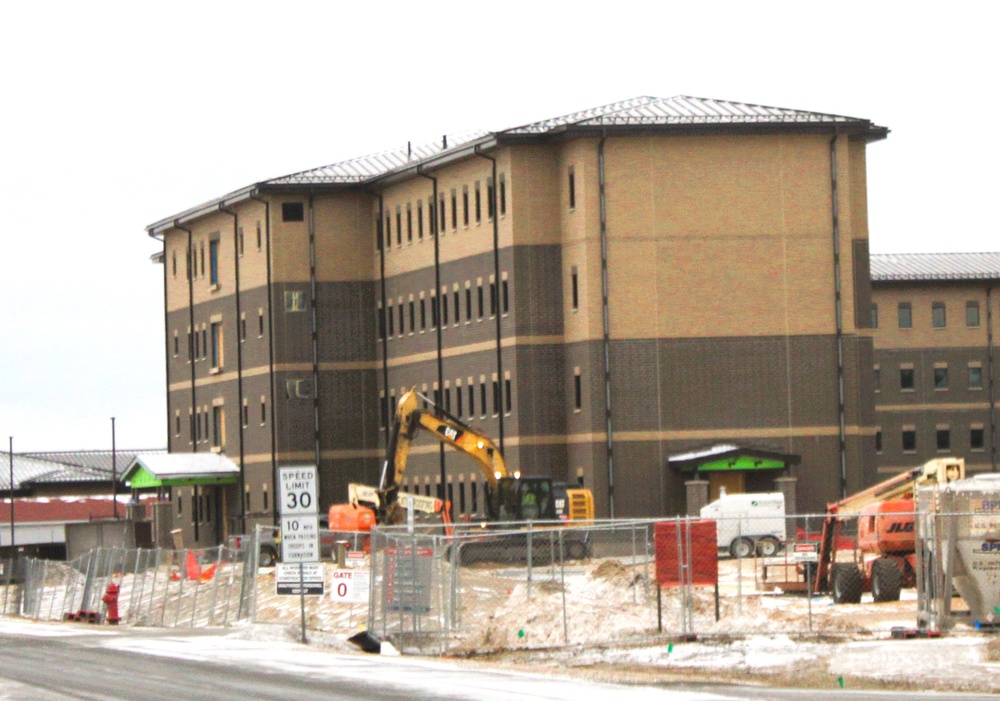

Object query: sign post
[278,465,320,643]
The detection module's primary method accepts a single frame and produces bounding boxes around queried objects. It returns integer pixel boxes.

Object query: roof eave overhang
[541,121,887,142]
[368,136,500,188]
[146,185,261,238]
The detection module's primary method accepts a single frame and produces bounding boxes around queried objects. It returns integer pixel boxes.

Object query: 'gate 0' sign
[279,465,318,516]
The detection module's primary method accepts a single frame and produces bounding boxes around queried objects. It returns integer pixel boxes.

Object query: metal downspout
[219,205,247,533]
[176,222,197,456]
[829,136,848,498]
[374,194,390,475]
[474,146,505,450]
[598,135,616,517]
[307,194,321,471]
[250,193,279,524]
[987,285,997,470]
[417,168,447,501]
[159,234,170,452]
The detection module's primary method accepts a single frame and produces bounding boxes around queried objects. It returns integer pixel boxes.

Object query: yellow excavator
[329,389,594,558]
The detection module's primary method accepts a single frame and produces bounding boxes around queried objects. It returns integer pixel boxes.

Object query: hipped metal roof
[871,252,1000,282]
[147,95,887,235]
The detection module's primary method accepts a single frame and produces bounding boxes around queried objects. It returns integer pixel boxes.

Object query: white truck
[700,491,787,558]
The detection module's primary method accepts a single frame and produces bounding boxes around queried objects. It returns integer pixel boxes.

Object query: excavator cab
[491,477,556,522]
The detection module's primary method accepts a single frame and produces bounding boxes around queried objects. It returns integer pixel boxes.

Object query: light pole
[8,437,14,549]
[111,417,118,520]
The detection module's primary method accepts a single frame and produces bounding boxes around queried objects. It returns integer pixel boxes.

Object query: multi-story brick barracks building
[147,96,894,545]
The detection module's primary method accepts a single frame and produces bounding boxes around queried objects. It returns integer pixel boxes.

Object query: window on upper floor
[936,428,951,451]
[568,167,576,210]
[387,304,394,336]
[442,293,449,325]
[969,365,983,389]
[574,368,582,411]
[209,238,220,286]
[902,429,917,453]
[282,202,304,222]
[285,291,307,312]
[933,366,949,390]
[210,322,223,370]
[409,300,415,333]
[396,208,402,247]
[875,429,882,453]
[967,301,980,327]
[971,426,985,450]
[406,204,413,244]
[237,227,244,257]
[212,406,225,449]
[256,222,263,251]
[487,179,495,219]
[932,302,946,328]
[571,267,579,311]
[417,201,424,240]
[462,186,469,227]
[451,189,458,230]
[871,303,878,329]
[499,174,507,216]
[475,181,482,223]
[900,367,915,390]
[898,302,912,329]
[477,283,484,320]
[874,366,881,392]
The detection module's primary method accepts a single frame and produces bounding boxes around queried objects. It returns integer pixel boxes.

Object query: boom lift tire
[729,537,755,559]
[831,563,863,604]
[756,536,781,557]
[871,557,902,602]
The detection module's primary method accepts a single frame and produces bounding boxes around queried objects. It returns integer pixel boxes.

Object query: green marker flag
[837,677,845,688]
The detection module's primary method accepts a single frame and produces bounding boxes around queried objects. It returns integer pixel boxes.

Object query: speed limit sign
[279,466,318,516]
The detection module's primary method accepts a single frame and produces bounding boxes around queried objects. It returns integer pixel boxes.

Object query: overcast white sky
[0,1,996,451]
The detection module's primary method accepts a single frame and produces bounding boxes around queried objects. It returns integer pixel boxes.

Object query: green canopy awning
[668,445,800,473]
[123,453,240,488]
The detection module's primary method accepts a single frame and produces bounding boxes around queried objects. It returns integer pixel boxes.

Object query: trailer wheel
[831,563,863,604]
[565,540,589,561]
[729,537,754,559]
[756,536,781,558]
[871,558,902,602]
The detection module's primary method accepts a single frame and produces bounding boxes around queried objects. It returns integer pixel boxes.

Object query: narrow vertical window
[875,430,882,453]
[454,290,460,324]
[256,222,262,251]
[468,384,475,418]
[258,310,265,337]
[420,298,426,330]
[568,166,576,209]
[237,227,244,257]
[409,300,415,333]
[451,189,458,230]
[171,251,177,277]
[396,208,402,247]
[175,412,181,436]
[240,315,247,342]
[406,204,413,243]
[442,292,449,325]
[898,302,912,329]
[870,303,878,329]
[492,378,499,416]
[456,382,464,417]
[173,332,179,357]
[260,397,267,424]
[429,197,436,236]
[477,283,484,319]
[387,304,394,336]
[385,214,391,246]
[431,296,438,328]
[210,322,222,369]
[490,280,497,316]
[502,277,509,314]
[462,186,469,226]
[480,380,487,416]
[499,174,506,216]
[242,400,249,428]
[487,179,495,219]
[465,287,472,321]
[380,393,388,430]
[504,376,512,414]
[398,304,404,336]
[475,181,481,223]
[212,406,224,448]
[574,368,582,410]
[206,240,216,281]
[439,194,446,232]
[571,266,579,311]
[417,201,424,240]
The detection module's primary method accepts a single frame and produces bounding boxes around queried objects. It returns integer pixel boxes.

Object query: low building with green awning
[669,444,801,511]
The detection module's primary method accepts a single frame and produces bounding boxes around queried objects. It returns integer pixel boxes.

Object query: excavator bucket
[348,630,383,654]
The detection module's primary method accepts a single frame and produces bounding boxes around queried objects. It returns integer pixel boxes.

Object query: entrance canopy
[123,453,240,488]
[667,444,800,473]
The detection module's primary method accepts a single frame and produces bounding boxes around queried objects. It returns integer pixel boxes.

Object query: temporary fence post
[558,529,568,645]
[736,519,743,617]
[189,551,201,628]
[159,550,170,627]
[173,549,186,627]
[630,522,638,604]
[805,515,813,633]
[223,545,237,626]
[526,522,532,601]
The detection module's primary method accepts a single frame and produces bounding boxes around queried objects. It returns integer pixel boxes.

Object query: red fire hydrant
[102,582,120,625]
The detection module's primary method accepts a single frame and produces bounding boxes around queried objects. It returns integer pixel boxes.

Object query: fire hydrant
[102,582,120,625]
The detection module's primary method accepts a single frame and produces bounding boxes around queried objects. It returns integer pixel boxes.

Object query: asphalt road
[0,621,995,701]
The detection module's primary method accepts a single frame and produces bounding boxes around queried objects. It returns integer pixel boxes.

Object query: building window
[475,181,481,223]
[502,277,509,314]
[385,214,391,246]
[871,303,878,329]
[568,167,576,210]
[465,288,472,322]
[285,291,307,312]
[898,302,912,329]
[282,202,304,222]
[377,306,385,340]
[967,301,980,327]
[396,208,402,247]
[417,201,424,240]
[240,315,247,342]
[398,304,404,336]
[451,189,458,230]
[210,322,222,370]
[477,283,484,319]
[199,242,205,277]
[900,367,914,390]
[387,304,394,336]
[173,333,179,357]
[971,427,985,450]
[456,382,464,417]
[934,366,949,390]
[175,413,181,437]
[874,366,881,392]
[932,302,946,328]
[573,370,582,410]
[409,300,415,333]
[420,298,426,331]
[256,222,262,251]
[902,429,917,452]
[492,379,500,416]
[431,296,438,328]
[444,386,451,413]
[261,398,267,424]
[454,289,460,324]
[442,293,449,325]
[258,310,265,336]
[499,174,506,216]
[875,429,882,453]
[462,186,469,227]
[242,400,249,428]
[193,330,200,360]
[480,380,487,416]
[406,204,413,243]
[286,379,314,399]
[571,267,579,311]
[171,251,177,278]
[489,280,497,316]
[212,406,224,449]
[237,227,244,257]
[487,179,495,219]
[936,428,950,451]
[428,197,436,236]
[439,194,446,233]
[969,365,983,389]
[505,376,512,414]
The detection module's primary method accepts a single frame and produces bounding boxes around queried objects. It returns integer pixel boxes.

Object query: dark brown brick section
[853,239,873,329]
